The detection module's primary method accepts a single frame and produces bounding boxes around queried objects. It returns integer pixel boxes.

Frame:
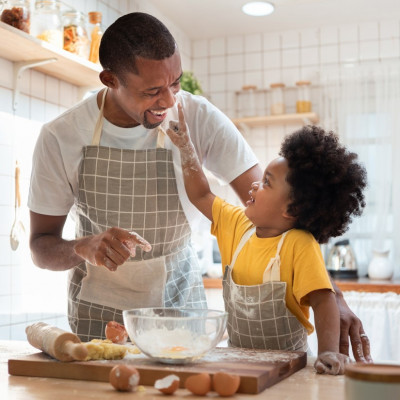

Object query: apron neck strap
[91,88,167,148]
[230,227,256,270]
[262,230,290,282]
[91,88,108,146]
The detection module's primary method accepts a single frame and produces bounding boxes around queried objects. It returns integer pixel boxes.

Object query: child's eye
[263,177,270,186]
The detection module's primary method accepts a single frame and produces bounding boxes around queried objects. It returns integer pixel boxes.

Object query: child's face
[244,157,293,232]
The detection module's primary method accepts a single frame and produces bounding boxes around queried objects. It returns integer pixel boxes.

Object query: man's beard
[142,114,163,130]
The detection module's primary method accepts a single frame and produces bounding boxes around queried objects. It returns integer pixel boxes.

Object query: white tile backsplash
[263,50,281,70]
[245,52,263,71]
[209,37,225,56]
[380,20,400,39]
[245,33,262,53]
[321,26,339,44]
[209,56,226,74]
[321,44,339,64]
[226,54,244,73]
[227,36,244,54]
[340,42,359,63]
[300,28,320,47]
[359,40,380,61]
[193,39,208,58]
[359,22,380,41]
[339,24,359,43]
[282,48,300,68]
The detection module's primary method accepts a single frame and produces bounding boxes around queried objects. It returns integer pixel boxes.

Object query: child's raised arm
[307,289,350,375]
[166,103,215,221]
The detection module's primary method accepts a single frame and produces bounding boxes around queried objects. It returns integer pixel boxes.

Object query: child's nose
[251,182,259,190]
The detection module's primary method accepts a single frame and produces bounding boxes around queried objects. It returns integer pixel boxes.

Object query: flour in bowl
[134,327,212,359]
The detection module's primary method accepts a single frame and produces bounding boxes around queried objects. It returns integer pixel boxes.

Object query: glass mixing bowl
[123,308,227,364]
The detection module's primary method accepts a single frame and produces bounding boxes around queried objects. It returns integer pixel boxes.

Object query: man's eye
[145,92,159,97]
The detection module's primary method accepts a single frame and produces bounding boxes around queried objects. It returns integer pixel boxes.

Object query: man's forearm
[30,235,83,271]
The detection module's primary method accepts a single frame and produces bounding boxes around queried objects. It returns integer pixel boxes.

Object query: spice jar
[0,0,30,33]
[88,11,103,64]
[31,0,62,48]
[269,83,286,115]
[296,80,312,113]
[62,10,89,58]
[240,85,257,117]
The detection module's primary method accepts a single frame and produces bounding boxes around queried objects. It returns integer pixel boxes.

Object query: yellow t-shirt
[211,196,333,334]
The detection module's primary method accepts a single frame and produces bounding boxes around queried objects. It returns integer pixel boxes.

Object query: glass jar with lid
[88,11,103,64]
[240,85,257,117]
[296,80,312,113]
[31,0,62,48]
[0,0,30,33]
[62,10,89,58]
[269,83,286,115]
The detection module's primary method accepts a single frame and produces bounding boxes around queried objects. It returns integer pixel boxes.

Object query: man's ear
[99,70,120,89]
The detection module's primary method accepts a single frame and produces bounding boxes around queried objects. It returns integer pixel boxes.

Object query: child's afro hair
[279,125,367,243]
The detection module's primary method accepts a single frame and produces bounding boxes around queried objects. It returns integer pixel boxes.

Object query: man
[28,12,371,362]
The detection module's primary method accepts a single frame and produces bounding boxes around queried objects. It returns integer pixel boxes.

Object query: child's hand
[166,103,191,149]
[314,351,350,375]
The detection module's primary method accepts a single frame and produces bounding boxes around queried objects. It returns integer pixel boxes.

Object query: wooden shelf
[0,21,102,88]
[231,112,319,128]
[203,277,400,294]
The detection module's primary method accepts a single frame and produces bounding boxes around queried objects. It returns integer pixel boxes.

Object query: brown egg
[212,372,241,397]
[154,374,180,395]
[109,364,140,392]
[105,321,128,344]
[184,372,211,396]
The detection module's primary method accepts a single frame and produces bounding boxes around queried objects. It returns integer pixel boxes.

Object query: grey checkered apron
[223,228,308,351]
[67,89,206,341]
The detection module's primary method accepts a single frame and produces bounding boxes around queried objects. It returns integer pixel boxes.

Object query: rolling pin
[25,322,88,362]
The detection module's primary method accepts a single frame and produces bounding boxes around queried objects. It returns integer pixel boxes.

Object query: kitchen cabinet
[0,21,102,89]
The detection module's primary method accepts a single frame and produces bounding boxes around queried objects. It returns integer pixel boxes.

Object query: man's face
[109,50,182,129]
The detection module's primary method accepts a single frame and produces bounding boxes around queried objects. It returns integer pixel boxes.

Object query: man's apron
[222,228,308,351]
[68,89,206,341]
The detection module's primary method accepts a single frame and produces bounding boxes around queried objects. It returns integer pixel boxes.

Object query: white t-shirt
[28,90,258,227]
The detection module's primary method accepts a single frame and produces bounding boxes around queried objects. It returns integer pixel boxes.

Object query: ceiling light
[242,1,275,17]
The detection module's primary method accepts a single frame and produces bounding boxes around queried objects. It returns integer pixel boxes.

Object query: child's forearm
[309,289,340,354]
[166,104,215,221]
[177,141,215,220]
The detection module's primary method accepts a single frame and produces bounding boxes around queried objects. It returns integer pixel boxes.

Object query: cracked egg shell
[109,365,140,392]
[154,374,180,395]
[105,321,128,344]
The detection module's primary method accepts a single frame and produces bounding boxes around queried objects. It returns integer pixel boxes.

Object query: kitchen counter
[1,340,345,400]
[203,277,400,294]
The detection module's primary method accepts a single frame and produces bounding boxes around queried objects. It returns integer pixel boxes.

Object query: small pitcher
[368,249,393,280]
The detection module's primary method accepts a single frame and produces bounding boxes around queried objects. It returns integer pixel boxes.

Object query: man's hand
[336,294,372,363]
[73,227,151,272]
[314,351,350,375]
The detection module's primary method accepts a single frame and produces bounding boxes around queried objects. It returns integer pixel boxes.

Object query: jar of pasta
[269,83,286,115]
[0,0,30,33]
[296,80,312,113]
[31,0,62,48]
[62,10,89,58]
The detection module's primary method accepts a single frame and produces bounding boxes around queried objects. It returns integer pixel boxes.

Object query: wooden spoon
[10,161,25,251]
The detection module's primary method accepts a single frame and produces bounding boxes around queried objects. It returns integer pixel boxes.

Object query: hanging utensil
[10,161,25,251]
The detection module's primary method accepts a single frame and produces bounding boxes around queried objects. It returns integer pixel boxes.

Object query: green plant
[180,71,203,95]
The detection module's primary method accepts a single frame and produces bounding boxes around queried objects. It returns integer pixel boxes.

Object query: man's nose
[159,88,176,108]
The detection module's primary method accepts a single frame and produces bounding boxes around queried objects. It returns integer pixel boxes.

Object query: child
[166,105,367,375]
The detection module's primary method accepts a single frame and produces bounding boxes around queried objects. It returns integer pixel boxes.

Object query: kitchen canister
[31,0,62,48]
[368,249,393,280]
[269,83,286,115]
[240,85,257,117]
[0,0,30,32]
[88,11,103,64]
[345,363,400,400]
[296,80,312,113]
[62,10,89,58]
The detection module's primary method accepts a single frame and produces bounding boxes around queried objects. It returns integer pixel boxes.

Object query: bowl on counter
[122,308,227,364]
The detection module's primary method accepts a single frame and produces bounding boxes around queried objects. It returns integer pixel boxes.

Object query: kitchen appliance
[326,239,358,279]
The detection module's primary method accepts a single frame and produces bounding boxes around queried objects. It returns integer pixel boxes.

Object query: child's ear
[282,209,296,221]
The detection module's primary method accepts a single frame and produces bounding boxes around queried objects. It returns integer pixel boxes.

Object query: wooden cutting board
[8,347,306,394]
